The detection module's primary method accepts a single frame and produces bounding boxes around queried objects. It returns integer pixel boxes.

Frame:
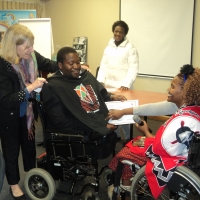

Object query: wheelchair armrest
[45,129,83,134]
[50,132,85,142]
[49,132,106,145]
[121,160,140,170]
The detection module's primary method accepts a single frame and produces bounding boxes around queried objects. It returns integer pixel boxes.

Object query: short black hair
[112,20,129,35]
[57,47,77,64]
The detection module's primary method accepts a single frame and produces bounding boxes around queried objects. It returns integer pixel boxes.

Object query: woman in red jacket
[107,65,200,199]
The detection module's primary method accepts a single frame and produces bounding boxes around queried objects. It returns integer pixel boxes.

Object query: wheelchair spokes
[28,174,49,198]
[132,175,154,200]
[25,168,56,200]
[131,166,200,200]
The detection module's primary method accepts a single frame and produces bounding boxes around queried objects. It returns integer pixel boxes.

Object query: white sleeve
[97,49,107,83]
[133,101,178,116]
[122,46,139,88]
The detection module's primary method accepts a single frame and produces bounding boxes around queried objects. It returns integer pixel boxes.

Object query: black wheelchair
[109,133,200,200]
[24,98,117,200]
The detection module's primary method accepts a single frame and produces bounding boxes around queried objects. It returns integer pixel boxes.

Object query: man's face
[58,52,81,78]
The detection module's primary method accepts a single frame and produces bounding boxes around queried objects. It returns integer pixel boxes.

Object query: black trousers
[0,115,36,185]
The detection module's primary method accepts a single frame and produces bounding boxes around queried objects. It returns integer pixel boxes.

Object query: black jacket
[42,70,112,136]
[0,51,58,133]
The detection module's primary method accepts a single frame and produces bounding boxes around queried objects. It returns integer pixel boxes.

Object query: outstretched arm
[107,101,178,120]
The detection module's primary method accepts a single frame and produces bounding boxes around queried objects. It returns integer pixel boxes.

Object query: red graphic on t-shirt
[74,83,100,113]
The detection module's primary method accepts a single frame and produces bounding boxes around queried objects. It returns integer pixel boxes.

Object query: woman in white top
[97,20,138,90]
[97,20,139,140]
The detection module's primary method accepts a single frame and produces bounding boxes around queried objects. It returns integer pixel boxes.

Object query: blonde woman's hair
[0,23,34,64]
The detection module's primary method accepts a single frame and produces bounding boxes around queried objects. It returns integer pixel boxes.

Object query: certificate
[105,100,138,125]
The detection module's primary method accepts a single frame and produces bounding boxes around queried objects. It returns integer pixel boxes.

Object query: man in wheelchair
[41,46,127,159]
[23,47,129,200]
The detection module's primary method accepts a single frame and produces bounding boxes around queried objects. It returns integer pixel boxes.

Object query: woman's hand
[81,64,91,72]
[106,109,124,120]
[132,137,146,147]
[111,94,127,101]
[26,78,48,93]
[135,120,154,138]
[119,86,129,91]
[107,123,118,131]
[135,120,149,134]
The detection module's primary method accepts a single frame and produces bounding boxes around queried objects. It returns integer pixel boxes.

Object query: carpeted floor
[0,117,163,200]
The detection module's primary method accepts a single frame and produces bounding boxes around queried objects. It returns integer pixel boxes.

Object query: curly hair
[177,65,200,106]
[112,20,129,35]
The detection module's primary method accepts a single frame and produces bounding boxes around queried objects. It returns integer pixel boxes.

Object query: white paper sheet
[106,88,117,92]
[34,88,42,93]
[105,100,138,125]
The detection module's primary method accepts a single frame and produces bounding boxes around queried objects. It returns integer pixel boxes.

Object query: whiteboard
[19,18,53,59]
[121,0,195,78]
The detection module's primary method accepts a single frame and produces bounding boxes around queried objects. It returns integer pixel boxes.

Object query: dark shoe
[10,188,26,200]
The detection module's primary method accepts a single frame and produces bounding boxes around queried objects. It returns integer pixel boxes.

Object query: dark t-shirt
[42,70,111,136]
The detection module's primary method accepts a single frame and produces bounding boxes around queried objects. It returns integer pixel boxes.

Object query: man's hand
[106,109,124,120]
[119,86,129,91]
[111,94,127,101]
[107,124,118,131]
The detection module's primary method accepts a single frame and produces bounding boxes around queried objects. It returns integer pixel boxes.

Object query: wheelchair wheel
[103,169,112,185]
[131,165,200,200]
[24,168,56,200]
[84,191,100,200]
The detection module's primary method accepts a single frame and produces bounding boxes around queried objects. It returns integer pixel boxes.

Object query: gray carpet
[0,118,163,200]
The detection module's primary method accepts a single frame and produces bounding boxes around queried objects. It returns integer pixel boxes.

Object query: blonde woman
[0,24,58,200]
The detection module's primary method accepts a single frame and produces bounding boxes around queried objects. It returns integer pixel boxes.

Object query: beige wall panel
[192,0,200,68]
[45,0,119,76]
[133,77,171,93]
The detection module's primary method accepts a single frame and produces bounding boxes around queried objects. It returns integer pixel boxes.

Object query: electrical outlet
[56,45,60,49]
